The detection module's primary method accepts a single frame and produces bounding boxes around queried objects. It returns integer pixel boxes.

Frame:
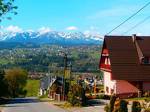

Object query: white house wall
[104,71,140,96]
[103,71,116,95]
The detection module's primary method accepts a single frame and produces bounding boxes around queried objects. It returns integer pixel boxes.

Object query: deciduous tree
[5,68,28,97]
[0,0,17,22]
[67,82,86,106]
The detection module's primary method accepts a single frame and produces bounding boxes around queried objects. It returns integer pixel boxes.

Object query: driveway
[1,97,66,112]
[1,98,108,112]
[67,99,108,112]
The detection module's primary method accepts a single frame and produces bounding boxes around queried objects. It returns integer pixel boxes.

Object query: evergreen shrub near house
[104,98,128,112]
[109,95,117,112]
[104,95,117,112]
[118,100,128,112]
[132,101,141,112]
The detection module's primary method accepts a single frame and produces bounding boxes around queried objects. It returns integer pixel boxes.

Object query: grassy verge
[54,102,73,109]
[126,97,150,102]
[24,79,40,97]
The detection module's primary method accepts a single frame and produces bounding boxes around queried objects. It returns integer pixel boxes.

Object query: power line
[106,1,150,35]
[122,16,150,35]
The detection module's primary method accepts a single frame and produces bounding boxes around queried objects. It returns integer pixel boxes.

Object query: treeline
[0,68,28,98]
[0,42,40,49]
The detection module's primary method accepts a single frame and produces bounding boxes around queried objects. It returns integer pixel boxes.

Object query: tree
[0,0,17,22]
[104,95,117,112]
[5,68,28,97]
[67,82,86,106]
[110,95,117,112]
[0,69,8,97]
[132,101,141,112]
[118,100,128,112]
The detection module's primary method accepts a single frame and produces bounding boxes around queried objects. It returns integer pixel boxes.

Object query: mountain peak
[0,31,103,45]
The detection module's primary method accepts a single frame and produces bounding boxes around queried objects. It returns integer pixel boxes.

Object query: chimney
[132,34,137,43]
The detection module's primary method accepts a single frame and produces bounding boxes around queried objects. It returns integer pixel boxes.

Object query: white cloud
[5,25,22,33]
[0,26,3,37]
[38,27,52,34]
[66,26,78,31]
[84,26,104,39]
[136,33,142,36]
[0,31,3,37]
[0,26,4,29]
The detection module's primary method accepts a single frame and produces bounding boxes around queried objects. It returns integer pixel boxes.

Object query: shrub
[142,99,150,112]
[67,83,86,106]
[96,94,105,99]
[143,91,150,97]
[97,94,110,100]
[109,95,117,112]
[104,104,110,112]
[132,101,141,112]
[118,100,128,112]
[144,108,150,112]
[113,98,120,112]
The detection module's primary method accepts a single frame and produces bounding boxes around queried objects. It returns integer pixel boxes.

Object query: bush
[96,94,105,99]
[132,101,141,112]
[104,95,116,112]
[142,99,150,112]
[104,104,110,112]
[109,95,117,112]
[67,84,86,106]
[118,100,128,112]
[113,98,120,112]
[97,94,110,100]
[143,91,150,97]
[144,108,150,112]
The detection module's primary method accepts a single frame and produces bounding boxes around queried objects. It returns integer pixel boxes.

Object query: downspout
[132,34,144,62]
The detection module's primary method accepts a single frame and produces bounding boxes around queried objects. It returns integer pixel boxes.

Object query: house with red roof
[99,34,150,98]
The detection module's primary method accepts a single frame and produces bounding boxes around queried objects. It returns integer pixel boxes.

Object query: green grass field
[0,59,9,65]
[25,79,40,97]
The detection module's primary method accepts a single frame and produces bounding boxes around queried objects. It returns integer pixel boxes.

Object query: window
[106,86,109,93]
[141,57,150,64]
[111,89,114,94]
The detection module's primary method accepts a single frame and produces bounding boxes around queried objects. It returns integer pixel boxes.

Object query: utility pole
[59,51,71,101]
[63,53,67,100]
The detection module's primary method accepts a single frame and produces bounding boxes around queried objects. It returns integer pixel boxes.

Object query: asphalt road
[2,97,66,112]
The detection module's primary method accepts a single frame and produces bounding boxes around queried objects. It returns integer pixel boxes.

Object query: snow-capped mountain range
[0,31,103,45]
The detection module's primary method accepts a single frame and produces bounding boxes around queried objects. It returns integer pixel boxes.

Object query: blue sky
[1,0,150,36]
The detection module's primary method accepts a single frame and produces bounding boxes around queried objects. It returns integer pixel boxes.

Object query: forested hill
[0,45,102,73]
